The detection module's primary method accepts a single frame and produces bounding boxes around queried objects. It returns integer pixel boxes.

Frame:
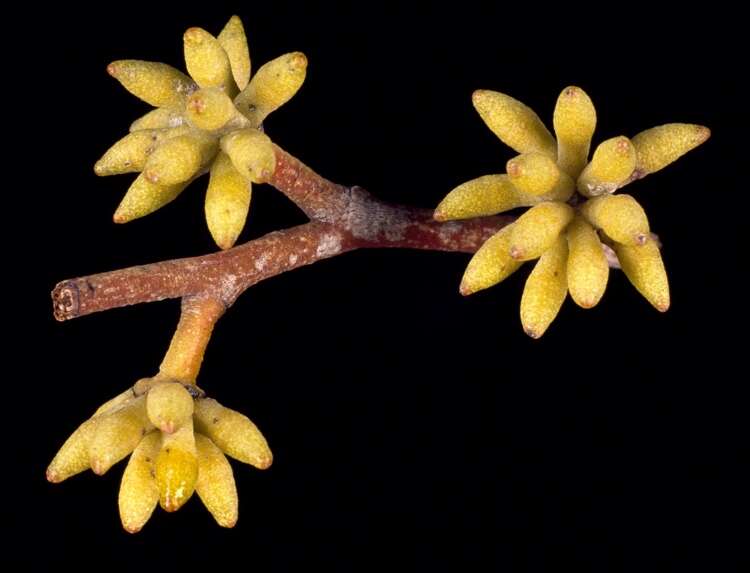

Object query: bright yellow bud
[507,152,574,200]
[578,136,636,197]
[146,382,194,433]
[614,241,670,312]
[89,396,153,476]
[631,123,710,176]
[107,60,195,109]
[183,27,237,95]
[186,87,238,131]
[434,175,538,221]
[194,398,272,469]
[218,15,251,90]
[520,235,569,338]
[195,434,238,528]
[509,202,574,261]
[553,86,596,178]
[459,224,521,295]
[113,173,189,223]
[118,433,161,533]
[221,128,275,183]
[566,216,608,308]
[581,194,649,246]
[472,90,556,158]
[205,152,251,250]
[155,421,198,512]
[235,52,308,126]
[143,132,218,185]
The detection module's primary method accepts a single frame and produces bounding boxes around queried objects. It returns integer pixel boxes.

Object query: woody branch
[52,146,514,322]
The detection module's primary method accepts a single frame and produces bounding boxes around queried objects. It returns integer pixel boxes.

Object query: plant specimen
[48,16,709,532]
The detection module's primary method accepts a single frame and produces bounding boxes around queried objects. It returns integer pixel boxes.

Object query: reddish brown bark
[52,147,513,321]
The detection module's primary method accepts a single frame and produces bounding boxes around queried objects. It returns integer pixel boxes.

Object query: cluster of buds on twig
[94,16,306,249]
[47,378,271,532]
[435,87,709,337]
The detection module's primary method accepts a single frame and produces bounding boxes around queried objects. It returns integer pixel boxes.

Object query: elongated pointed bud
[94,132,156,176]
[459,224,522,295]
[89,396,153,475]
[509,202,574,261]
[194,398,272,469]
[47,417,99,483]
[107,60,196,109]
[118,433,161,533]
[566,216,608,308]
[614,240,670,312]
[114,173,189,223]
[146,382,194,434]
[195,434,238,528]
[130,108,186,132]
[234,52,307,126]
[631,123,710,177]
[186,87,238,131]
[553,86,597,178]
[94,126,191,176]
[205,152,251,249]
[434,175,538,221]
[156,420,198,512]
[472,90,556,158]
[577,136,636,197]
[143,132,218,185]
[507,153,574,200]
[581,194,649,246]
[93,388,136,417]
[520,235,568,338]
[218,15,251,90]
[183,27,237,95]
[221,128,275,183]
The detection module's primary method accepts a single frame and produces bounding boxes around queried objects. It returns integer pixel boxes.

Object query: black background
[15,1,744,570]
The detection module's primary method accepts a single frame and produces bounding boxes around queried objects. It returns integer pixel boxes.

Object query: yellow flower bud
[143,132,218,185]
[221,128,275,183]
[577,136,636,197]
[93,388,136,417]
[506,152,574,200]
[631,123,710,176]
[581,194,649,246]
[218,15,251,91]
[183,27,237,95]
[235,52,307,126]
[107,60,195,109]
[186,87,238,131]
[146,382,194,433]
[471,90,556,158]
[155,421,198,512]
[94,127,190,176]
[509,202,574,261]
[553,86,596,178]
[89,396,154,476]
[130,108,186,132]
[614,240,670,312]
[46,417,98,483]
[118,432,161,534]
[566,216,608,308]
[205,152,251,249]
[194,398,272,469]
[520,235,568,338]
[434,175,538,221]
[113,173,189,223]
[459,224,521,295]
[195,434,238,528]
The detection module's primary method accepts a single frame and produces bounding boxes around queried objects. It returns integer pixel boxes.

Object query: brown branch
[53,146,513,321]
